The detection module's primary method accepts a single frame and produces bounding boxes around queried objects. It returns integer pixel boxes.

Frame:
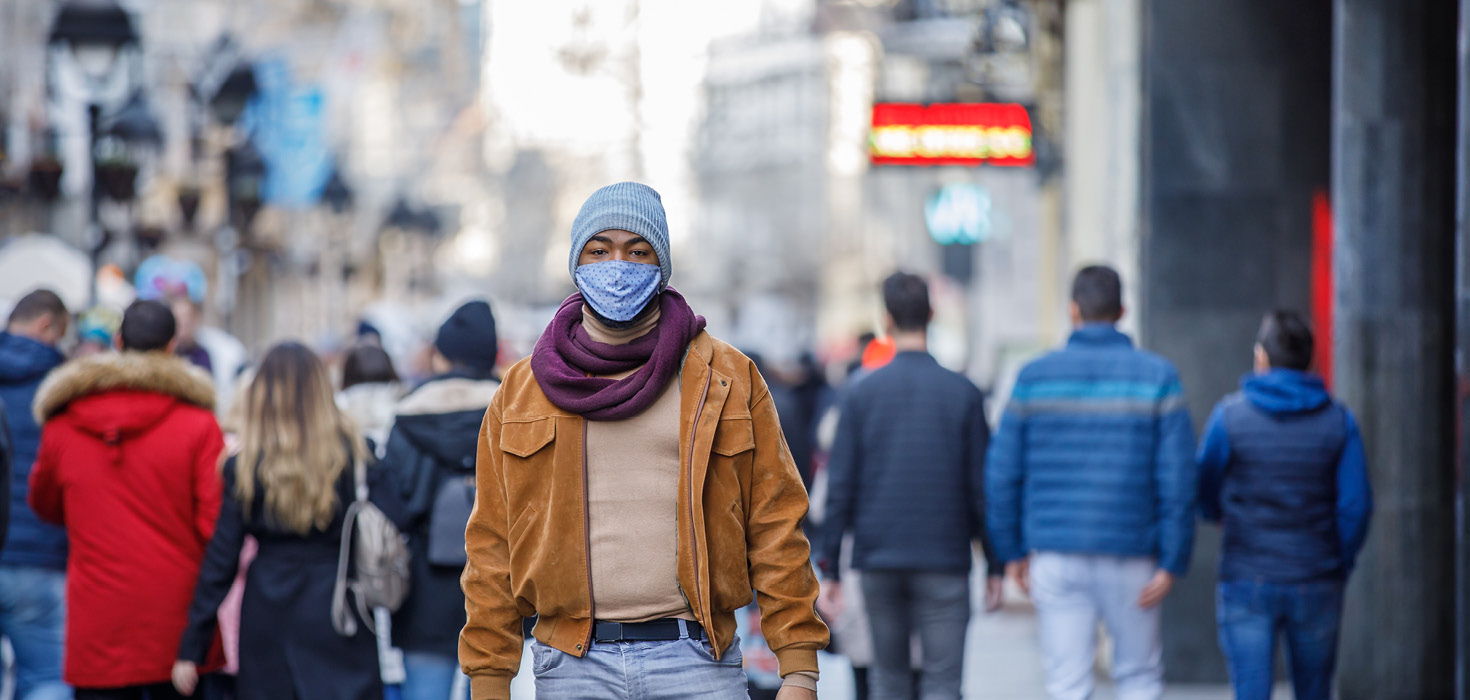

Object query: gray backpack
[332,460,411,637]
[427,470,475,567]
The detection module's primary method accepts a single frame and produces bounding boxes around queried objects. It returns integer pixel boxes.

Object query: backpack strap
[353,457,369,504]
[332,502,360,637]
[334,458,368,637]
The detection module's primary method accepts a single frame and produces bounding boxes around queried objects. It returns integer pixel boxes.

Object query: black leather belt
[593,618,705,643]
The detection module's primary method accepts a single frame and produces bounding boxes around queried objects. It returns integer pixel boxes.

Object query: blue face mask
[574,260,662,322]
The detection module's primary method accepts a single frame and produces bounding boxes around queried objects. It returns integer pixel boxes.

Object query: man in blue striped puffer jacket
[986,265,1196,700]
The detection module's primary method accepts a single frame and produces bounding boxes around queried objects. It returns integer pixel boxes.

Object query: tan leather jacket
[460,332,829,699]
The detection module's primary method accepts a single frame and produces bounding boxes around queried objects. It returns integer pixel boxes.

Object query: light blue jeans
[530,629,747,699]
[0,565,70,700]
[400,652,469,700]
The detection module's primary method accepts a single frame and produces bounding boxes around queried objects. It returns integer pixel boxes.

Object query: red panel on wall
[1311,189,1334,388]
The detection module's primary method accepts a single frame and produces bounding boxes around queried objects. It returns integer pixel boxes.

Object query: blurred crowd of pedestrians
[0,181,1372,700]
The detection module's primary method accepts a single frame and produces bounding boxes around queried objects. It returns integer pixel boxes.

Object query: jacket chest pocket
[712,417,755,459]
[499,418,557,513]
[709,416,756,498]
[501,418,556,459]
[709,416,755,494]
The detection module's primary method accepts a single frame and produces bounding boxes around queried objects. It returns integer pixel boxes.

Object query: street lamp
[967,0,1033,101]
[94,91,161,202]
[226,141,266,235]
[209,64,258,127]
[48,0,141,292]
[49,1,138,80]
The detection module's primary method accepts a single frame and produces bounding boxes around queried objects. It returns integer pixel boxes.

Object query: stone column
[1333,1,1458,697]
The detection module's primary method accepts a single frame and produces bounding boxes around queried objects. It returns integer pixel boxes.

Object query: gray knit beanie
[568,182,672,288]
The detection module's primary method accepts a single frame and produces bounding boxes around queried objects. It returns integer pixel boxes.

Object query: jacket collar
[1067,323,1134,349]
[0,332,65,383]
[33,351,215,423]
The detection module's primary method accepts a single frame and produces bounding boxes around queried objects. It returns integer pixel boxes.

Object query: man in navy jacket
[820,272,1001,700]
[1197,310,1371,700]
[987,265,1195,700]
[0,289,69,700]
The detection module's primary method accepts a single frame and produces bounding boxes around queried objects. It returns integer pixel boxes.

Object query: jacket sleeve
[1196,403,1232,523]
[985,384,1026,565]
[459,397,522,700]
[179,465,245,663]
[381,423,434,528]
[966,389,1001,576]
[1336,410,1373,572]
[747,380,830,679]
[368,458,412,531]
[818,391,861,580]
[1154,371,1197,576]
[27,424,63,525]
[0,406,10,550]
[191,421,226,544]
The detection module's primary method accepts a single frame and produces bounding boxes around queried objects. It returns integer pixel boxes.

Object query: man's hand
[171,660,198,696]
[776,685,818,700]
[1137,570,1175,609]
[1006,557,1031,597]
[818,580,843,619]
[984,575,1005,612]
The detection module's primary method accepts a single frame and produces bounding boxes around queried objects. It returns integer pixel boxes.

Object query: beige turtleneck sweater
[582,306,692,624]
[581,307,819,691]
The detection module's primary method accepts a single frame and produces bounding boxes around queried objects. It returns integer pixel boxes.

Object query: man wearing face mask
[460,182,828,699]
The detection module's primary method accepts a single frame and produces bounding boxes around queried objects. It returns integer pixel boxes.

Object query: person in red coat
[29,300,226,699]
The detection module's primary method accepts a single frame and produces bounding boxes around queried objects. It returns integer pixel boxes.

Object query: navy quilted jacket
[1197,369,1372,582]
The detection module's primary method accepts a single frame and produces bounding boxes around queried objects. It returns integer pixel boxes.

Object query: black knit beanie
[434,300,498,372]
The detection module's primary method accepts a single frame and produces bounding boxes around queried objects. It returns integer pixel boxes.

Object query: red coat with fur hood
[30,351,226,688]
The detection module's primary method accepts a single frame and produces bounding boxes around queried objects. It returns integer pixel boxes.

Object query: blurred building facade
[0,0,488,357]
[694,0,1066,382]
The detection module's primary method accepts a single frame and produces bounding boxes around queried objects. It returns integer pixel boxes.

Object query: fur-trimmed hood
[391,375,498,470]
[34,351,215,424]
[395,376,499,417]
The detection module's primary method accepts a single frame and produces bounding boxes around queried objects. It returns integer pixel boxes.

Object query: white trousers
[1030,552,1164,700]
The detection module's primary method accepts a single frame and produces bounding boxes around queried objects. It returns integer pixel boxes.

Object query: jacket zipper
[581,419,595,654]
[685,372,712,628]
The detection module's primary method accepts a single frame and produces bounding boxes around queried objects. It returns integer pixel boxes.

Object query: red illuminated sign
[870,103,1034,167]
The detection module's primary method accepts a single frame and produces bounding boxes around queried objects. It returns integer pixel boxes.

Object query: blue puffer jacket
[1197,369,1371,583]
[0,332,66,569]
[986,324,1197,575]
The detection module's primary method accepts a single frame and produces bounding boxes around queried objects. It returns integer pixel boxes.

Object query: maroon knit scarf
[530,289,705,421]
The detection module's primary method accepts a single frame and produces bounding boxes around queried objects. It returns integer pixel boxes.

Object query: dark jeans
[75,675,233,700]
[74,683,184,700]
[1217,579,1345,700]
[859,570,970,700]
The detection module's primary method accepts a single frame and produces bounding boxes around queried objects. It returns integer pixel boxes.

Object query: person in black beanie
[432,301,497,375]
[382,300,501,700]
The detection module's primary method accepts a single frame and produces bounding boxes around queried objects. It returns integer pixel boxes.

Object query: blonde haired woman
[173,342,405,699]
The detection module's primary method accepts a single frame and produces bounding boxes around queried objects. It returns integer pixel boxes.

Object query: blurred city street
[1,0,1468,698]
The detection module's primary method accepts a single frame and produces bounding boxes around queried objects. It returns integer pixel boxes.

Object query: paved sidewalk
[505,579,1252,700]
[811,584,1237,699]
[508,582,1243,698]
